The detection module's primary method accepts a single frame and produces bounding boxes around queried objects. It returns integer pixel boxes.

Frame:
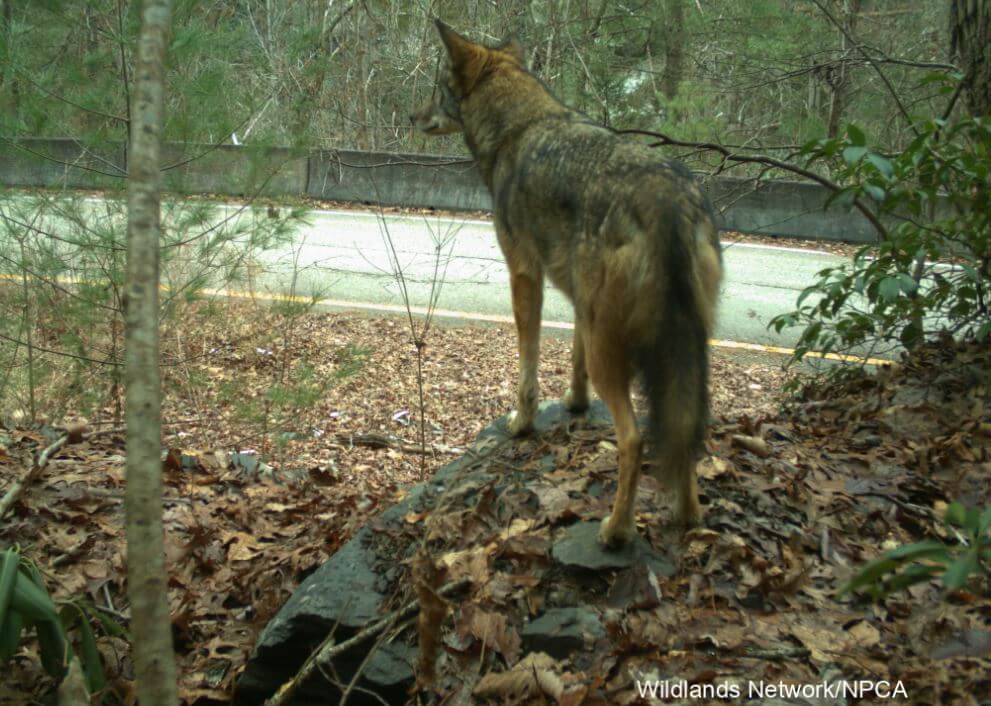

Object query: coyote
[412,21,722,547]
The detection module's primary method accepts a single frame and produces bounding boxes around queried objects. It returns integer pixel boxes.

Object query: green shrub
[771,74,990,362]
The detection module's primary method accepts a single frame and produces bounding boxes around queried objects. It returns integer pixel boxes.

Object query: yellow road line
[0,273,892,366]
[207,285,895,367]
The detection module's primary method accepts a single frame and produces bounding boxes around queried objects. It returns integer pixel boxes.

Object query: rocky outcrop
[235,400,673,705]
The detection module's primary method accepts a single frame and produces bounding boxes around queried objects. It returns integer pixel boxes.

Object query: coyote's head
[410,56,464,135]
[410,20,525,136]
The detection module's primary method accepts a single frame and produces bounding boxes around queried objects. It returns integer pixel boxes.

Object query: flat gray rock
[363,642,416,686]
[552,521,675,576]
[235,456,466,705]
[521,607,605,659]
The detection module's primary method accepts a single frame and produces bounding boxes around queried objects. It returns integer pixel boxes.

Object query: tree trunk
[0,0,18,114]
[124,1,178,705]
[660,0,685,100]
[950,0,990,117]
[826,0,862,138]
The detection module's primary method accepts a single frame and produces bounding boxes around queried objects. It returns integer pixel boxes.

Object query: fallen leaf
[473,652,563,700]
[731,434,771,458]
[846,620,880,648]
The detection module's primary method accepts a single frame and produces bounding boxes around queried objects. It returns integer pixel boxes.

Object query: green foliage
[334,343,372,379]
[842,503,991,600]
[771,76,991,362]
[0,547,117,699]
[0,0,949,155]
[265,362,325,412]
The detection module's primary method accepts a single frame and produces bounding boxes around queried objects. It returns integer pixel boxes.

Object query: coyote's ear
[496,36,525,64]
[435,20,487,93]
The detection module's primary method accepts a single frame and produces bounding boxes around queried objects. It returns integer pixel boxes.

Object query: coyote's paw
[598,513,637,548]
[563,387,589,413]
[506,410,534,436]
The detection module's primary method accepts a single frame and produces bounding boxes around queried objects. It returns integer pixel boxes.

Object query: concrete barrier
[0,137,126,190]
[160,143,308,197]
[703,175,878,243]
[307,150,489,211]
[0,137,884,243]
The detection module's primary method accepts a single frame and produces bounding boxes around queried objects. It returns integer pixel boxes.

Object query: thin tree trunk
[660,0,685,99]
[124,1,177,705]
[950,0,990,117]
[1,0,18,113]
[0,1,9,90]
[826,0,861,138]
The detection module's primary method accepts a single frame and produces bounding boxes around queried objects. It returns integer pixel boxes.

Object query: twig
[93,602,129,623]
[159,93,276,172]
[366,179,456,481]
[338,617,393,706]
[0,426,126,521]
[0,436,67,520]
[0,331,121,366]
[0,207,125,251]
[855,491,939,522]
[4,61,129,125]
[1,138,125,179]
[735,646,811,661]
[102,584,117,614]
[319,669,391,706]
[413,550,446,689]
[264,579,470,706]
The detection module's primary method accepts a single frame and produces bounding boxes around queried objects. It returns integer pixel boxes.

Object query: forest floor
[0,301,988,704]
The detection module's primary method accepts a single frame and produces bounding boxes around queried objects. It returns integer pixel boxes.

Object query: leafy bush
[771,74,990,362]
[842,502,991,600]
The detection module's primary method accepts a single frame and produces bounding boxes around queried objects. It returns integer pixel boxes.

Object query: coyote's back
[413,22,722,547]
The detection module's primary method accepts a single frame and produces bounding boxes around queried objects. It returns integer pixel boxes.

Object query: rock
[235,455,472,705]
[363,642,417,686]
[551,521,675,576]
[230,451,259,475]
[234,526,391,705]
[521,607,605,659]
[476,399,613,445]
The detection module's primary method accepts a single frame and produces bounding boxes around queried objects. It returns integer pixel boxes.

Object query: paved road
[2,195,847,349]
[247,207,845,349]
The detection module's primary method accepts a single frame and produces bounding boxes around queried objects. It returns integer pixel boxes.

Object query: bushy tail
[634,211,720,516]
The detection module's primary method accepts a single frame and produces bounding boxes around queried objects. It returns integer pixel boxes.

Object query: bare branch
[264,579,471,706]
[616,128,889,241]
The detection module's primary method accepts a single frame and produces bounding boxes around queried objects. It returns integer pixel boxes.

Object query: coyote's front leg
[506,265,543,436]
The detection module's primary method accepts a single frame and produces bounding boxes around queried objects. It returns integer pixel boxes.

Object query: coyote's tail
[634,205,720,501]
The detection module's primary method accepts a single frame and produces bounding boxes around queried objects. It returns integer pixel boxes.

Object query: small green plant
[334,343,372,379]
[265,362,326,416]
[0,547,113,699]
[221,342,369,456]
[842,502,991,600]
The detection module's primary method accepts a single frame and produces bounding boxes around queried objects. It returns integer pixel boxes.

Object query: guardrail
[0,137,884,243]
